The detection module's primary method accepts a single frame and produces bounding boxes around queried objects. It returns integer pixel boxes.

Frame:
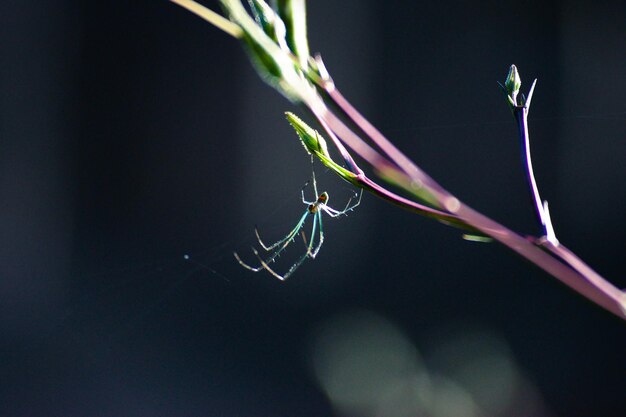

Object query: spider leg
[236,243,298,278]
[258,250,309,281]
[306,210,318,256]
[255,211,309,251]
[323,206,344,218]
[342,188,363,212]
[234,250,265,272]
[299,212,324,259]
[311,165,319,197]
[281,251,310,280]
[253,213,323,280]
[251,247,290,280]
[237,211,309,271]
[280,232,318,279]
[308,211,324,258]
[281,212,324,278]
[301,181,314,205]
[239,241,309,280]
[323,188,363,217]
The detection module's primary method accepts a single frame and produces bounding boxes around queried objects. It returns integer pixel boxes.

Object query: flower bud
[285,112,357,183]
[504,64,522,105]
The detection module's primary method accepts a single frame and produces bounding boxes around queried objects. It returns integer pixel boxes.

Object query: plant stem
[316,82,626,320]
[170,0,626,320]
[170,0,243,38]
[516,107,545,226]
[309,105,475,229]
[454,201,625,319]
[513,93,557,244]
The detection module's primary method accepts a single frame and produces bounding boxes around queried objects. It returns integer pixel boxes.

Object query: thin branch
[171,0,626,320]
[170,0,243,39]
[513,80,558,244]
[540,238,626,311]
[453,201,625,319]
[516,107,545,229]
[311,58,451,202]
[314,71,626,320]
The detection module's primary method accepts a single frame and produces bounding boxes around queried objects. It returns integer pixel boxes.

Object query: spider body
[308,192,328,214]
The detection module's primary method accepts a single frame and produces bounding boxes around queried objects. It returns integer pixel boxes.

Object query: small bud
[504,64,522,105]
[499,65,538,112]
[286,112,329,157]
[285,112,357,183]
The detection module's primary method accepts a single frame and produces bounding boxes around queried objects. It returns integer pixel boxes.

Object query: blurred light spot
[309,310,426,417]
[309,314,552,417]
[444,197,461,213]
[429,329,518,415]
[426,375,479,417]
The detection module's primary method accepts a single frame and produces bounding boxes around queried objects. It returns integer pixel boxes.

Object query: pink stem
[319,86,625,320]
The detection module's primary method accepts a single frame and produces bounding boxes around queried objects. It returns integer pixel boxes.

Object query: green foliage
[285,112,358,185]
[219,0,315,103]
[275,0,310,69]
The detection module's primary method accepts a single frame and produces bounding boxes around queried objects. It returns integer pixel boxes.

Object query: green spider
[234,171,362,280]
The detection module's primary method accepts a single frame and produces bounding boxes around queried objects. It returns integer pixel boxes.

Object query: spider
[234,170,362,280]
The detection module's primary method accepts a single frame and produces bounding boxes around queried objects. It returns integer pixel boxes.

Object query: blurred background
[1,0,624,416]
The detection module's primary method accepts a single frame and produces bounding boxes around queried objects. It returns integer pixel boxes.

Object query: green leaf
[219,0,314,102]
[462,234,493,243]
[275,0,310,69]
[247,0,289,51]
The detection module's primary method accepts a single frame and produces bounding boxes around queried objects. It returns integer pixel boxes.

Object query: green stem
[170,0,243,38]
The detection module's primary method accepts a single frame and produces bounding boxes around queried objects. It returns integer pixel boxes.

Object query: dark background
[1,1,625,416]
